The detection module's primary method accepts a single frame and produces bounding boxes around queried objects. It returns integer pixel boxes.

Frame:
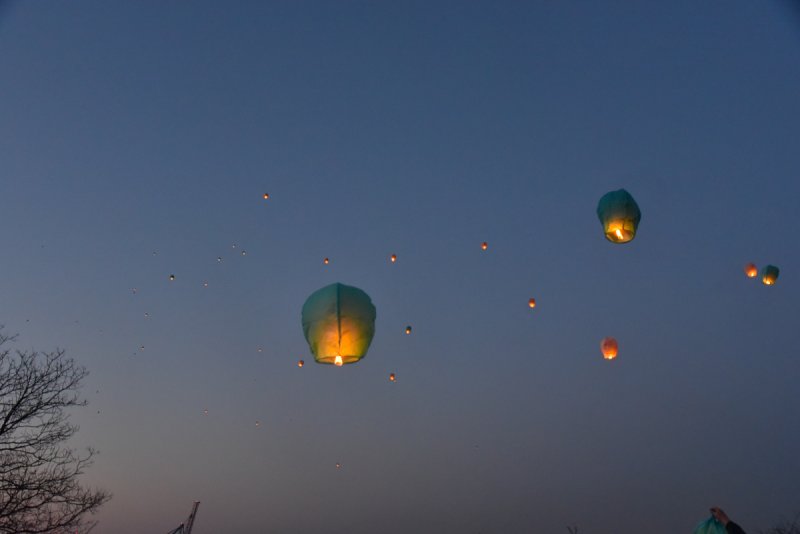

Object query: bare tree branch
[0,328,110,533]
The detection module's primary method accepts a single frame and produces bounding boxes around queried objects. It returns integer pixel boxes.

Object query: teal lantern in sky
[597,189,641,243]
[761,265,780,286]
[301,283,376,366]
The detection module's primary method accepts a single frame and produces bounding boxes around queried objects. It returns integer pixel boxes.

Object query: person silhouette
[711,507,747,534]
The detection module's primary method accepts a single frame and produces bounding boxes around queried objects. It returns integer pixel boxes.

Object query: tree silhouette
[0,329,110,533]
[761,515,800,534]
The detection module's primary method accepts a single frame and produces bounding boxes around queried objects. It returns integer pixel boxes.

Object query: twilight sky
[1,2,799,533]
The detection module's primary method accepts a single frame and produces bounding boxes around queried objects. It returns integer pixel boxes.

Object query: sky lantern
[761,265,779,285]
[481,241,488,250]
[744,263,758,278]
[389,373,396,382]
[405,326,412,335]
[301,283,376,366]
[297,359,304,368]
[528,298,536,309]
[323,257,330,265]
[600,337,618,360]
[169,274,176,281]
[263,193,269,200]
[597,189,641,243]
[390,254,397,263]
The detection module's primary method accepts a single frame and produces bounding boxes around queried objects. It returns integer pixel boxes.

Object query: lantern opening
[603,220,636,243]
[334,355,343,366]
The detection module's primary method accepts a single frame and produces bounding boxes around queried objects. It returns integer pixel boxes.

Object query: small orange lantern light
[390,254,397,263]
[263,193,269,200]
[744,263,758,278]
[169,274,176,281]
[528,298,536,309]
[481,242,488,250]
[389,373,396,382]
[600,337,618,360]
[323,257,330,265]
[405,326,412,335]
[297,359,304,368]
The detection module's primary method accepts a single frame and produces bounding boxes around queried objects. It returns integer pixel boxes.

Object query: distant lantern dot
[744,263,758,278]
[144,312,150,318]
[169,274,176,281]
[601,337,618,361]
[203,281,209,288]
[405,326,412,335]
[297,359,304,368]
[257,347,263,353]
[255,420,261,427]
[263,193,269,200]
[335,462,342,469]
[217,256,223,262]
[241,250,247,256]
[203,409,208,416]
[389,373,396,382]
[528,298,536,309]
[390,254,397,263]
[481,242,488,250]
[323,257,330,265]
[232,243,237,249]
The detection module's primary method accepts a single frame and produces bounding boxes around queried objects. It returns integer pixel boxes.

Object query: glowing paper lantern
[600,337,618,360]
[390,254,397,263]
[762,265,779,285]
[323,257,330,265]
[297,360,304,368]
[405,326,412,335]
[597,189,641,243]
[481,242,488,250]
[169,274,176,281]
[528,298,536,309]
[263,193,269,200]
[301,283,376,365]
[744,263,758,278]
[389,373,396,382]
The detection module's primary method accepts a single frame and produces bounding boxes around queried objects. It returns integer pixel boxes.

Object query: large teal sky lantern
[301,283,377,366]
[597,189,641,244]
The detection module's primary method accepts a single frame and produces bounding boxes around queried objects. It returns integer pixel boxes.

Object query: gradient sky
[1,2,799,533]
